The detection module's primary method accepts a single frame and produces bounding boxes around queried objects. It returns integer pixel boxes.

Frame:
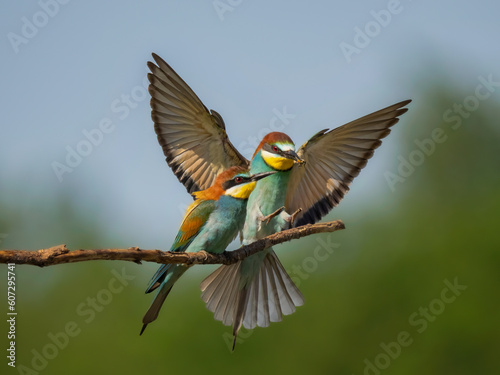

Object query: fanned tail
[200,250,303,349]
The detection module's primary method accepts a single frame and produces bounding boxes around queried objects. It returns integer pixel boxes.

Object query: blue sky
[1,0,499,250]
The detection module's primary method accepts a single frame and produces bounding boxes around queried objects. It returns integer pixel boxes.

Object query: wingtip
[146,62,157,74]
[148,53,162,71]
[397,108,409,116]
[150,53,170,70]
[151,52,162,63]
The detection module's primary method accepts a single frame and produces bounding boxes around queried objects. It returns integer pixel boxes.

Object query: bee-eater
[146,53,411,342]
[201,131,306,347]
[140,166,275,335]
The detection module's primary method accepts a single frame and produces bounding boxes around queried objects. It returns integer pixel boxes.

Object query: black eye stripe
[263,143,283,155]
[222,176,250,191]
[235,176,250,184]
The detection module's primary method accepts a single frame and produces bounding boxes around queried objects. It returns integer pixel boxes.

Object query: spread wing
[148,53,248,194]
[285,100,412,226]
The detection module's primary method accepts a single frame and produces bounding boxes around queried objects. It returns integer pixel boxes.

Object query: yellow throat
[261,150,295,171]
[225,181,257,199]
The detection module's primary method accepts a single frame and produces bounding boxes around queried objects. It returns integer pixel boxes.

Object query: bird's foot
[286,208,302,226]
[259,206,285,225]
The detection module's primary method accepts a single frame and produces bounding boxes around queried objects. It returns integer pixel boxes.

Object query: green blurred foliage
[1,81,499,375]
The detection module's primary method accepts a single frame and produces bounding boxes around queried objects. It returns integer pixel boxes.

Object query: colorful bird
[201,132,306,349]
[147,53,411,344]
[140,166,275,335]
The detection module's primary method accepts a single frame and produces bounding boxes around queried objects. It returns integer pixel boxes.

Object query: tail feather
[257,267,271,326]
[201,250,304,344]
[232,283,249,336]
[141,265,188,335]
[218,264,242,326]
[145,264,171,294]
[264,261,282,322]
[206,263,238,316]
[267,252,302,314]
[141,283,173,335]
[199,265,225,301]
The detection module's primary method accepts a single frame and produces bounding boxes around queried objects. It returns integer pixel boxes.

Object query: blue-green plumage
[243,152,293,239]
[146,54,412,348]
[200,133,304,347]
[141,167,275,334]
[237,155,292,286]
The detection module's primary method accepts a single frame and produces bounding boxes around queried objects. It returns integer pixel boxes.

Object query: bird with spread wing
[147,53,411,347]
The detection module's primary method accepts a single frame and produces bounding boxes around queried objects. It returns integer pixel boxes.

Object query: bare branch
[0,220,345,268]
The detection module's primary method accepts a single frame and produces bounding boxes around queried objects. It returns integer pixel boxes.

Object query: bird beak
[250,171,277,182]
[284,150,306,165]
